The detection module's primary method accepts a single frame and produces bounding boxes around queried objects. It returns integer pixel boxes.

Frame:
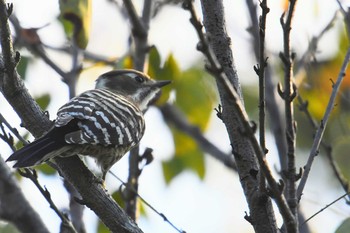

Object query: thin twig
[122,0,152,220]
[109,171,186,233]
[0,157,50,233]
[296,12,338,73]
[297,47,350,199]
[336,0,350,38]
[301,192,350,226]
[18,168,77,233]
[297,95,350,197]
[43,44,120,66]
[254,0,269,193]
[9,15,67,78]
[0,112,27,145]
[245,0,288,172]
[280,0,299,220]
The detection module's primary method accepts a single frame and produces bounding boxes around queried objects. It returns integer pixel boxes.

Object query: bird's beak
[152,80,171,88]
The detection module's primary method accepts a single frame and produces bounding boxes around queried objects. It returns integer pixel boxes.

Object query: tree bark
[200,1,279,232]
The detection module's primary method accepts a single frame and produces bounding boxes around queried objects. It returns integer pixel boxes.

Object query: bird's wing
[55,89,144,147]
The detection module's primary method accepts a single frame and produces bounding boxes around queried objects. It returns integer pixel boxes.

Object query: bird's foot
[93,175,106,190]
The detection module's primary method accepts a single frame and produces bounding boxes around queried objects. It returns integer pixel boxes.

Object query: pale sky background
[1,0,350,233]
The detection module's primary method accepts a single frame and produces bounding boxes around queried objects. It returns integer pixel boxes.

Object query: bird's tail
[6,136,64,168]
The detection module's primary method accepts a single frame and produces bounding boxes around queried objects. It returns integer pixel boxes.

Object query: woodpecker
[6,69,171,179]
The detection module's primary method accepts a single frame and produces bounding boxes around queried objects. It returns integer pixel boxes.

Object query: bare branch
[121,0,152,219]
[301,192,350,227]
[184,1,296,232]
[18,168,77,233]
[63,180,86,233]
[254,0,270,193]
[336,0,350,38]
[122,0,150,71]
[297,47,350,200]
[0,157,50,233]
[245,0,288,172]
[280,0,299,222]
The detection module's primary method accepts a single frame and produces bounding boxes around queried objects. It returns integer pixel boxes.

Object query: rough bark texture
[200,1,278,232]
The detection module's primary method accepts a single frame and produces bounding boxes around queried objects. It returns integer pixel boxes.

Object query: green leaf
[97,220,110,233]
[148,49,179,105]
[148,46,161,76]
[155,54,180,105]
[111,190,147,217]
[111,190,125,209]
[336,218,350,233]
[36,163,56,175]
[174,68,216,131]
[162,127,205,184]
[333,136,350,182]
[59,0,91,49]
[17,56,30,80]
[35,94,51,110]
[0,223,20,233]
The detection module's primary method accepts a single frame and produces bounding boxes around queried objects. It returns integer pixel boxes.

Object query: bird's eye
[135,76,145,83]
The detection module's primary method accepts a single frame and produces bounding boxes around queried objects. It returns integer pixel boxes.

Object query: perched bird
[6,69,171,179]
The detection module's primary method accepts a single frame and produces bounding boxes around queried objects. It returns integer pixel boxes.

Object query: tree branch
[279,0,299,222]
[297,47,350,200]
[0,1,143,232]
[0,157,50,233]
[255,0,269,193]
[18,169,77,233]
[122,0,152,220]
[245,0,288,172]
[184,1,296,233]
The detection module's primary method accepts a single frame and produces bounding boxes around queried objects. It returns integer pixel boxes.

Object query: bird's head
[95,69,171,111]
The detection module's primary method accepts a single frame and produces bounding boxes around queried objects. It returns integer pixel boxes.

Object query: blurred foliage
[111,189,146,216]
[36,163,56,175]
[162,127,205,183]
[97,220,109,233]
[146,47,217,183]
[148,47,179,105]
[111,189,126,209]
[336,218,350,233]
[242,85,259,122]
[332,135,350,181]
[59,0,91,49]
[35,94,51,111]
[296,30,350,185]
[17,56,30,80]
[0,223,20,233]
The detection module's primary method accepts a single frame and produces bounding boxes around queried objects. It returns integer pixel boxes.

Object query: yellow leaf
[59,0,91,49]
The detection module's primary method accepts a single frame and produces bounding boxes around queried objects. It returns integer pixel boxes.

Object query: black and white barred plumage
[6,69,170,179]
